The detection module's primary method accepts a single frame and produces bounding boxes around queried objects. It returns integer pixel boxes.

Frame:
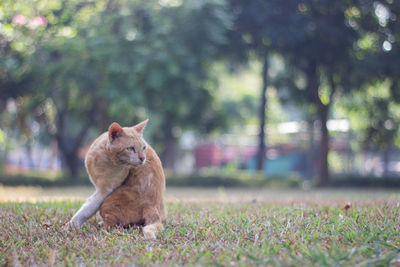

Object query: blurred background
[1,0,400,189]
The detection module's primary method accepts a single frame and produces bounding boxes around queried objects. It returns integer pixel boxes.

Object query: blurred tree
[28,0,109,177]
[0,0,50,174]
[343,0,400,175]
[26,0,232,175]
[120,0,232,168]
[340,82,400,176]
[279,0,358,186]
[229,0,358,185]
[0,1,38,107]
[228,0,302,171]
[6,0,400,181]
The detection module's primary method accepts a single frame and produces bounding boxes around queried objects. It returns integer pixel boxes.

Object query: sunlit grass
[1,190,400,265]
[3,170,63,181]
[1,185,399,203]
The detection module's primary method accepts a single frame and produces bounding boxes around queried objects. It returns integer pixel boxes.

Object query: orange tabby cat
[100,124,167,240]
[68,119,166,239]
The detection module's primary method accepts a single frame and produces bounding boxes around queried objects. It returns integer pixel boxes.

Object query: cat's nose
[139,156,145,163]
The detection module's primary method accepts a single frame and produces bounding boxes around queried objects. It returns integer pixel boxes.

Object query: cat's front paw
[143,225,157,240]
[64,219,82,230]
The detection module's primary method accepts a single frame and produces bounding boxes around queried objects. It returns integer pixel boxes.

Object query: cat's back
[147,145,163,170]
[84,132,117,187]
[85,132,108,167]
[143,145,165,184]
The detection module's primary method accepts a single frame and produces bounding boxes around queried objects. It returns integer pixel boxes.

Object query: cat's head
[107,119,149,166]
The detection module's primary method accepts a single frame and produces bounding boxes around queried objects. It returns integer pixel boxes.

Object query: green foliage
[167,170,302,188]
[338,81,400,151]
[0,173,90,187]
[2,0,400,181]
[1,0,234,175]
[229,0,361,185]
[341,1,400,152]
[331,175,400,188]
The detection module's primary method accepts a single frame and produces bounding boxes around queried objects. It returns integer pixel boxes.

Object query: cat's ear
[133,119,148,135]
[108,122,124,143]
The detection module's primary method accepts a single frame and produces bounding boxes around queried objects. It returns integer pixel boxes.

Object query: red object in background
[194,143,223,168]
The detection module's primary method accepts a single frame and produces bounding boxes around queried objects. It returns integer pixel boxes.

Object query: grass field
[1,187,400,266]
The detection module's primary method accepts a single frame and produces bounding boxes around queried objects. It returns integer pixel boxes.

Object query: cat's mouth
[118,158,135,166]
[127,160,146,167]
[118,156,147,166]
[135,161,146,166]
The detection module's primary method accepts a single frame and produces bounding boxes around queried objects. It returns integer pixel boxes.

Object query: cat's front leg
[142,207,163,240]
[143,223,163,240]
[67,190,110,227]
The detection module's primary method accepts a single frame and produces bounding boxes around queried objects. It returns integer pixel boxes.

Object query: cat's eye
[143,146,147,151]
[127,146,135,152]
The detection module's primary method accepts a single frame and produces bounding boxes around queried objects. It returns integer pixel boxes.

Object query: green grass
[1,197,400,266]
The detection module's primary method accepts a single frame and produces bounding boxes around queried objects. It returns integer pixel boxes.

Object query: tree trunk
[0,140,8,176]
[307,61,331,186]
[318,104,330,186]
[56,137,80,180]
[383,148,390,177]
[54,111,81,180]
[306,119,316,178]
[63,152,80,178]
[257,56,268,171]
[25,140,34,169]
[52,96,97,180]
[161,133,176,170]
